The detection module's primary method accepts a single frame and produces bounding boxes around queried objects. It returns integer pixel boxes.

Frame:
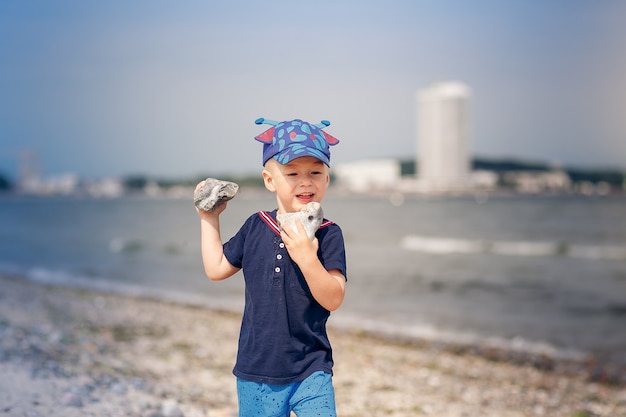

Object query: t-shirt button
[274,267,281,273]
[279,243,285,248]
[276,254,282,260]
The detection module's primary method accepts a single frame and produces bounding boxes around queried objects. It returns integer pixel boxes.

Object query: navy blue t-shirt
[223,209,347,385]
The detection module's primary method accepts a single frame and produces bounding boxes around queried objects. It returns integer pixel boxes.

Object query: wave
[0,261,244,313]
[0,261,608,367]
[108,237,187,255]
[401,235,626,260]
[331,312,588,364]
[0,261,591,367]
[109,237,145,253]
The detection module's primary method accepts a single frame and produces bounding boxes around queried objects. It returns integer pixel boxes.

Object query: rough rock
[160,399,184,417]
[60,391,84,408]
[277,202,324,240]
[194,178,239,212]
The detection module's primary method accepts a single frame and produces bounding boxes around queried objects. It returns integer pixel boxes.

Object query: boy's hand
[194,181,227,219]
[281,219,346,311]
[280,219,318,267]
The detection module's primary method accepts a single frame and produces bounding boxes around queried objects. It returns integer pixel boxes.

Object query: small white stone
[161,399,184,417]
[277,202,324,240]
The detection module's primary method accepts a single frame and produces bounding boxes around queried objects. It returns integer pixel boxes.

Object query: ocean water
[1,191,625,365]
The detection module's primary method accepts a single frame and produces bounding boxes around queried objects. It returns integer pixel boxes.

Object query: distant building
[20,173,79,195]
[86,177,125,198]
[334,159,401,193]
[468,170,499,190]
[416,81,471,193]
[502,170,572,194]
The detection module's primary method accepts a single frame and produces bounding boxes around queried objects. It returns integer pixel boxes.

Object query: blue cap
[254,118,340,166]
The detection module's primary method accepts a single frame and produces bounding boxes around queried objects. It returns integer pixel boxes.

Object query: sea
[1,190,625,366]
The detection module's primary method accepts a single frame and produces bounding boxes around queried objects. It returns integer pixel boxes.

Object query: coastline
[1,274,625,417]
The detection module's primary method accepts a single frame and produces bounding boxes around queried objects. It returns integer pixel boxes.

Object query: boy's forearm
[279,224,345,311]
[299,259,345,311]
[200,217,237,281]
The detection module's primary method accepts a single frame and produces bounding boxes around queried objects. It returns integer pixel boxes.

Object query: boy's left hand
[280,220,318,267]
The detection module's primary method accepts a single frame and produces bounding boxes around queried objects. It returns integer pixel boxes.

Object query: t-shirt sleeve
[223,214,254,269]
[319,224,347,280]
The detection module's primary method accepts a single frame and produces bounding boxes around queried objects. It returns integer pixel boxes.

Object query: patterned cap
[254,118,340,166]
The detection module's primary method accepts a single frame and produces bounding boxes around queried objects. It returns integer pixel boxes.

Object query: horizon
[2,152,624,185]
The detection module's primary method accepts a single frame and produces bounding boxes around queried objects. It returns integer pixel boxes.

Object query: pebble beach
[1,274,625,417]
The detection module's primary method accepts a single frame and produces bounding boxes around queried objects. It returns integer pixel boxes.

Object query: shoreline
[1,274,625,416]
[10,268,623,372]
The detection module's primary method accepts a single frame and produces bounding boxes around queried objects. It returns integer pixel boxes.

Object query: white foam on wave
[401,235,626,260]
[490,241,559,257]
[3,264,245,313]
[568,244,626,260]
[401,236,484,254]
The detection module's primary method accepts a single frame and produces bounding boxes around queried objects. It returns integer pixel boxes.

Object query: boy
[195,118,347,416]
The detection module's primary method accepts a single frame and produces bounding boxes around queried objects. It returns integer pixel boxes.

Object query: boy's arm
[281,221,346,311]
[196,183,240,281]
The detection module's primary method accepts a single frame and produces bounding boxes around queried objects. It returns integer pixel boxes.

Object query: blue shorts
[236,371,336,417]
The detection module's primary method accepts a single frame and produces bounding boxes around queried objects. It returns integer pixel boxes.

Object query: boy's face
[262,156,330,214]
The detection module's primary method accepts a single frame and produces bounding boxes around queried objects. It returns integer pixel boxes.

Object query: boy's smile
[262,157,330,214]
[296,192,315,204]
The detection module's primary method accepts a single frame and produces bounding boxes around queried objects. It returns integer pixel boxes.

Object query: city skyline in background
[1,1,626,181]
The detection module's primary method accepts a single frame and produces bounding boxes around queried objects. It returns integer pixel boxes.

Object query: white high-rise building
[416,81,471,192]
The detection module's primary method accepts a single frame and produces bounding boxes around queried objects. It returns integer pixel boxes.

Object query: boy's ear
[262,168,276,192]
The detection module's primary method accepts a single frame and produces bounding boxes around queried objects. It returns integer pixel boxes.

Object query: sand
[1,274,625,417]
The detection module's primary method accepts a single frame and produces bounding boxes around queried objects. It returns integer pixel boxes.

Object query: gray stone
[277,202,324,240]
[194,178,239,212]
[109,381,127,395]
[161,400,184,417]
[59,391,83,408]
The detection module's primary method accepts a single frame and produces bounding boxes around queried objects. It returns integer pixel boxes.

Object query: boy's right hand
[194,181,227,218]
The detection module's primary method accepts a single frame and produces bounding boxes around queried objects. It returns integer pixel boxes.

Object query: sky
[1,0,626,180]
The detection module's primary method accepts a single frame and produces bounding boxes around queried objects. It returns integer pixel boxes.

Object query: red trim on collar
[258,211,282,236]
[258,211,334,237]
[320,219,334,228]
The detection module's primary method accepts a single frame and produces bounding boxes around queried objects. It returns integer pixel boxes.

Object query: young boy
[195,118,347,417]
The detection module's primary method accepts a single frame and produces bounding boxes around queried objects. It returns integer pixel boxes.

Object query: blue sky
[1,1,625,179]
